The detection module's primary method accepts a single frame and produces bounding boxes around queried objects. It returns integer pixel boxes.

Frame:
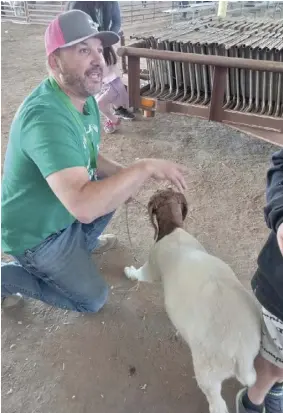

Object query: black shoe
[114,107,135,120]
[236,388,265,413]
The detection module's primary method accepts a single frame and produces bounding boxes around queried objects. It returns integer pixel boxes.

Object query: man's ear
[48,51,60,72]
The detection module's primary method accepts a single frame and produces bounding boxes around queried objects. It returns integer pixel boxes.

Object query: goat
[124,188,262,413]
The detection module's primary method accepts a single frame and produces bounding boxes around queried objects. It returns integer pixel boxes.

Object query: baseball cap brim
[60,30,120,50]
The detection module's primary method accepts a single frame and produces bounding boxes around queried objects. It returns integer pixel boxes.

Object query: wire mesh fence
[0,1,174,25]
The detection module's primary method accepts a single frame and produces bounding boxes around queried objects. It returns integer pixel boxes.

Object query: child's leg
[111,77,130,109]
[111,78,136,120]
[96,83,119,124]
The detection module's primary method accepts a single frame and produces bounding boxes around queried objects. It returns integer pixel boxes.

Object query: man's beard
[59,66,103,97]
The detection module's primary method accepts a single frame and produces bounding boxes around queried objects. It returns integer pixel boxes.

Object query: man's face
[55,37,105,97]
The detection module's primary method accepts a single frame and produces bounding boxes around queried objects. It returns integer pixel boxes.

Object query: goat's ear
[148,200,159,241]
[178,193,188,221]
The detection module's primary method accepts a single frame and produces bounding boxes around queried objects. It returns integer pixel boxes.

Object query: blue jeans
[1,212,114,312]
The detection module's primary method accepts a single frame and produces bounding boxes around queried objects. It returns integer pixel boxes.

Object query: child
[96,46,135,134]
[236,148,283,413]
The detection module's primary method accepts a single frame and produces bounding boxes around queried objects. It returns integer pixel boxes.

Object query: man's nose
[90,49,105,65]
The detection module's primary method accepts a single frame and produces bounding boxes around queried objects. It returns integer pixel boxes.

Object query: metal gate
[119,16,283,146]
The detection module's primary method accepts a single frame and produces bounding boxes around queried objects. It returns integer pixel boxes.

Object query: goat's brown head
[148,188,188,242]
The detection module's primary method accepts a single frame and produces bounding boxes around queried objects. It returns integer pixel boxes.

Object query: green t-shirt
[1,78,101,256]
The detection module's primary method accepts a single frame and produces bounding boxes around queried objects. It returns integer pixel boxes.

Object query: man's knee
[75,283,109,313]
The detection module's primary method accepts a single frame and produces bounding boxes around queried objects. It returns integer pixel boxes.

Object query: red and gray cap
[45,10,120,57]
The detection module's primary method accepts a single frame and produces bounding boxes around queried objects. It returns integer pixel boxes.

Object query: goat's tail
[235,357,257,387]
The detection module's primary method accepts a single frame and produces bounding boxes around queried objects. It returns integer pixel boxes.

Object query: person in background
[66,0,135,131]
[96,45,134,134]
[237,148,283,413]
[66,1,121,35]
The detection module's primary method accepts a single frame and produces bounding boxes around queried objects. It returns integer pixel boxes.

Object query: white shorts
[260,306,283,368]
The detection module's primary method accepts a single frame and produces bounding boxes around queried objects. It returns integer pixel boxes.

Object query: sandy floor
[1,21,280,413]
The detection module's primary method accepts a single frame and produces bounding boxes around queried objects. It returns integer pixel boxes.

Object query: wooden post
[119,31,127,74]
[208,66,227,122]
[128,56,140,110]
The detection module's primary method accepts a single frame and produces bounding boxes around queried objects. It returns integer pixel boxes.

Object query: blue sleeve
[110,1,121,34]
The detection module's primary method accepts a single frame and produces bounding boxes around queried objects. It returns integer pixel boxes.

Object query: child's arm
[264,148,283,233]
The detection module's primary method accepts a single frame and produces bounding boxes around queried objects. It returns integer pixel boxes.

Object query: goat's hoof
[124,266,138,281]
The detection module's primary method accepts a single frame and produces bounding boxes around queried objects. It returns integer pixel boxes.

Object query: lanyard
[49,76,97,170]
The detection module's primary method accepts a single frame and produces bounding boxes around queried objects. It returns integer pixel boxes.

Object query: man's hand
[143,159,187,193]
[46,158,187,224]
[277,222,283,256]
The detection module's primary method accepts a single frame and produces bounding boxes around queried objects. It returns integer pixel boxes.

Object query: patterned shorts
[96,77,129,109]
[260,306,283,368]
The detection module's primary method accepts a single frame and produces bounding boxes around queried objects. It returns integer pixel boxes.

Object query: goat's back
[152,228,261,369]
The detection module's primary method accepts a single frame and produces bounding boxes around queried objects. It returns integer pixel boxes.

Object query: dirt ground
[1,21,280,413]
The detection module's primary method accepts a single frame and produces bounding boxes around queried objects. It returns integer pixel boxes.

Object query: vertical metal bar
[201,44,209,105]
[164,40,174,99]
[144,39,156,97]
[267,50,274,116]
[24,1,29,23]
[240,46,247,111]
[187,43,196,103]
[193,43,201,104]
[128,56,141,110]
[234,46,241,111]
[246,47,254,113]
[275,51,283,117]
[223,48,232,109]
[157,40,167,98]
[260,49,267,115]
[180,42,189,102]
[254,49,260,113]
[208,66,227,122]
[151,38,161,97]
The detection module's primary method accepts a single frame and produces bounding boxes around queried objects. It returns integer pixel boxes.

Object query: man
[1,10,187,312]
[66,1,135,122]
[237,148,283,413]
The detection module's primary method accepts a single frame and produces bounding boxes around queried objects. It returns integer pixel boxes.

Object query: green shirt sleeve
[21,106,85,179]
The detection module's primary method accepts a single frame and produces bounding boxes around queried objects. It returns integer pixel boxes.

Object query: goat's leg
[124,261,153,283]
[197,381,228,413]
[235,357,257,387]
[194,365,229,413]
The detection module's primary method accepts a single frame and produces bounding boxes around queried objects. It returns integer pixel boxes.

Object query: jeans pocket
[25,230,64,261]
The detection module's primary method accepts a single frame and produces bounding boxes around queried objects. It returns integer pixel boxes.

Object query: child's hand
[277,222,283,256]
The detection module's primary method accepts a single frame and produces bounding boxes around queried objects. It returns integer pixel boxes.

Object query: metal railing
[118,44,283,147]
